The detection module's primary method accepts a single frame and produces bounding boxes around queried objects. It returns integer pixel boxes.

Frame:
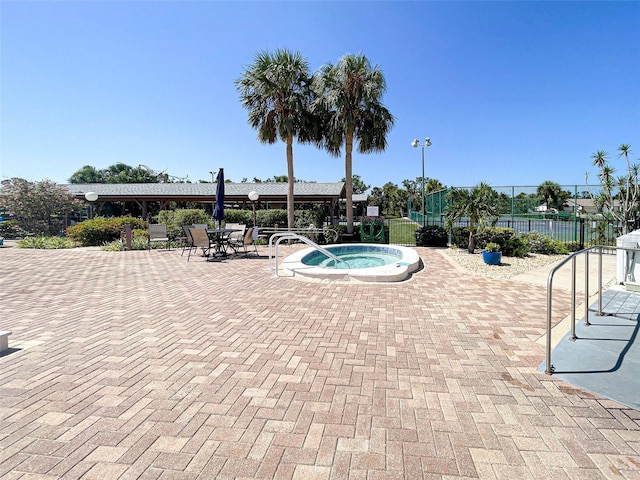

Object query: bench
[0,330,12,353]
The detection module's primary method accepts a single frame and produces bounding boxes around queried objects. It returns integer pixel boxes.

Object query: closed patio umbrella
[213,168,225,228]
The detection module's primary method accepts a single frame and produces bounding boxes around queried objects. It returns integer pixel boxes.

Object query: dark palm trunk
[345,130,354,234]
[286,136,295,230]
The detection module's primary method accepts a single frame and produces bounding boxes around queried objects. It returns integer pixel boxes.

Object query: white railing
[268,232,349,278]
[545,245,640,374]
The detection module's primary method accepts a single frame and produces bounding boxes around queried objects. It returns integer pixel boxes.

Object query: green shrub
[0,220,29,239]
[18,236,77,249]
[100,235,149,251]
[257,209,288,228]
[295,208,325,231]
[565,241,582,252]
[449,227,469,249]
[449,226,532,257]
[157,209,211,238]
[66,217,147,246]
[321,225,345,244]
[503,235,529,258]
[484,242,501,252]
[224,209,253,226]
[519,231,569,255]
[415,225,448,247]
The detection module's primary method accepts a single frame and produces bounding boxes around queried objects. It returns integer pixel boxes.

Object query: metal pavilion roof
[62,182,347,204]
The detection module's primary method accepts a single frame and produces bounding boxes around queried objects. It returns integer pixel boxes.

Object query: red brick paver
[1,245,639,479]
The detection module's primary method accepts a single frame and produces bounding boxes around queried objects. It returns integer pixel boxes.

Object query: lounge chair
[148,224,171,251]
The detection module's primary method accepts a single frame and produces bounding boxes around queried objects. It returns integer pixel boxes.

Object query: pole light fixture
[411,137,432,226]
[248,191,259,227]
[84,191,98,219]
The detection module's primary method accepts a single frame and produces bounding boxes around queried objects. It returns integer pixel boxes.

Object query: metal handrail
[268,232,350,277]
[545,245,640,374]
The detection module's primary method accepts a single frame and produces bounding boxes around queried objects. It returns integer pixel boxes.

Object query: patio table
[206,228,241,258]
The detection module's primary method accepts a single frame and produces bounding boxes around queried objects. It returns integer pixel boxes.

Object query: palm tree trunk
[286,136,295,230]
[345,131,354,234]
[468,230,475,254]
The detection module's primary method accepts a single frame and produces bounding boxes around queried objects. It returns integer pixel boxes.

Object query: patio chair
[187,227,213,262]
[148,224,171,251]
[229,227,258,257]
[226,224,246,244]
[181,225,194,256]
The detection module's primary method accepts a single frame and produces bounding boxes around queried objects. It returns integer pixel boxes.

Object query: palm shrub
[445,183,500,253]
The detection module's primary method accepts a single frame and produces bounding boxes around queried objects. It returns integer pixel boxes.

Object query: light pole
[209,171,215,183]
[248,191,259,227]
[84,191,98,219]
[411,137,432,226]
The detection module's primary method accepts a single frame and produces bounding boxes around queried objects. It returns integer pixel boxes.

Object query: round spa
[282,244,421,282]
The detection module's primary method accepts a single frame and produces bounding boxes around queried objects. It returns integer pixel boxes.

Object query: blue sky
[1,1,638,192]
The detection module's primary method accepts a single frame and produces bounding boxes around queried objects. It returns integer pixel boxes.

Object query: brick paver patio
[1,244,639,479]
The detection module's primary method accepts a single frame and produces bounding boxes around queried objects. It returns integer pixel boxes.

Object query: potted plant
[482,242,502,265]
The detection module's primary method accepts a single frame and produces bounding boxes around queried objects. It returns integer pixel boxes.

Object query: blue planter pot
[482,251,502,265]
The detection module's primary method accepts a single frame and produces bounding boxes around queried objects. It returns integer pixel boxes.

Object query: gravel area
[440,247,567,280]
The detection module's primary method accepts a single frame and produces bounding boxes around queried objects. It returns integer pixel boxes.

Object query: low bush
[0,220,29,239]
[66,217,147,246]
[100,235,149,251]
[449,226,531,257]
[157,209,211,239]
[565,241,582,252]
[18,236,77,249]
[502,235,529,258]
[475,228,515,250]
[321,225,345,244]
[449,226,469,249]
[519,231,569,255]
[415,225,448,247]
[295,208,325,231]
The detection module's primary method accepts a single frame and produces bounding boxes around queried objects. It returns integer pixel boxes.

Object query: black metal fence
[336,216,624,248]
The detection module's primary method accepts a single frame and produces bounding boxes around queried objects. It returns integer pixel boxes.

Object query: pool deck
[1,243,639,479]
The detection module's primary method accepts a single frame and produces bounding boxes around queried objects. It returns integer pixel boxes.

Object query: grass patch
[387,218,419,245]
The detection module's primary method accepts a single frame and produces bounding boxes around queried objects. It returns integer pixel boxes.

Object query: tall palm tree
[445,182,499,253]
[236,49,319,229]
[312,54,394,234]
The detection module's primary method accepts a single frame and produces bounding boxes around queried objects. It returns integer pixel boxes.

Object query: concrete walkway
[1,244,639,479]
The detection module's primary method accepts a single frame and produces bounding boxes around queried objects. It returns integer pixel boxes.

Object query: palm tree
[445,182,499,253]
[588,145,638,233]
[536,180,562,210]
[312,54,395,234]
[68,165,104,184]
[236,49,319,229]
